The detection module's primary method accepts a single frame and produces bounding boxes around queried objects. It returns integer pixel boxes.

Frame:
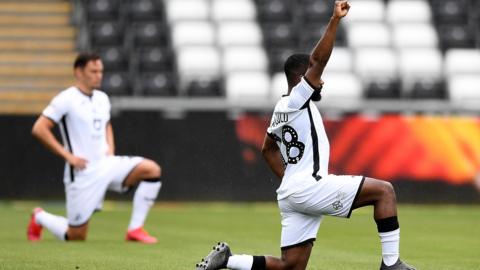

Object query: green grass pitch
[0,201,479,269]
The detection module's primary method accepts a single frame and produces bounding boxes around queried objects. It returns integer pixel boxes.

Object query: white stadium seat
[354,48,398,80]
[347,23,391,48]
[398,48,443,78]
[165,0,210,22]
[386,0,432,23]
[177,46,221,79]
[270,72,288,100]
[392,23,439,48]
[211,0,256,21]
[448,75,480,100]
[222,46,268,73]
[321,72,363,101]
[325,47,353,72]
[217,22,263,47]
[344,0,385,23]
[226,72,270,101]
[445,49,480,75]
[171,22,215,47]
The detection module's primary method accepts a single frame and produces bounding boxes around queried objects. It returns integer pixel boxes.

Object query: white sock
[226,255,253,270]
[379,229,400,266]
[128,181,162,230]
[35,210,68,241]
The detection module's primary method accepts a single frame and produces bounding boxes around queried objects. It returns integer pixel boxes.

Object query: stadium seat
[225,72,270,101]
[355,48,397,79]
[344,0,385,23]
[300,24,347,50]
[171,21,216,47]
[217,22,263,47]
[392,23,439,48]
[86,0,120,21]
[136,47,173,72]
[102,72,130,95]
[165,0,210,22]
[126,0,164,22]
[448,75,480,100]
[320,72,363,101]
[437,23,475,50]
[398,48,444,97]
[176,46,221,92]
[211,0,257,22]
[268,47,296,73]
[257,0,293,22]
[354,48,400,98]
[186,78,222,96]
[444,49,480,75]
[325,47,353,73]
[90,21,123,47]
[130,22,168,47]
[97,46,128,71]
[347,23,391,48]
[138,72,175,96]
[222,46,268,73]
[301,0,334,23]
[430,0,469,24]
[386,0,432,23]
[262,23,298,49]
[270,72,288,100]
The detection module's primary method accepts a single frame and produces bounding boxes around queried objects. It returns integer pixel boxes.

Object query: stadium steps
[0,0,75,115]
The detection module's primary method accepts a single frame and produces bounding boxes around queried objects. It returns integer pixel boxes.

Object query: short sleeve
[287,77,316,110]
[42,92,69,123]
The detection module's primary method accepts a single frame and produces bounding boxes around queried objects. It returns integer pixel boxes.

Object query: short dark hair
[284,53,310,87]
[73,52,101,69]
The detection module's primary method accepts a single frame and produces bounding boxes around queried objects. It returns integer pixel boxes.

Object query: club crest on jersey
[270,112,288,128]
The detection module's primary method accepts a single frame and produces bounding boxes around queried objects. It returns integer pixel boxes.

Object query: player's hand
[333,1,350,19]
[67,155,88,170]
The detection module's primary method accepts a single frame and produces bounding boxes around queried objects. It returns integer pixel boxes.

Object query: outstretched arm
[305,1,350,87]
[261,135,285,179]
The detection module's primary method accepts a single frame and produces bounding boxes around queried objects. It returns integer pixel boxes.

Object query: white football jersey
[43,87,111,183]
[267,78,330,200]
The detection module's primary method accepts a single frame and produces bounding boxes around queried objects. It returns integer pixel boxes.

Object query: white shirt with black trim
[43,87,111,183]
[267,78,330,200]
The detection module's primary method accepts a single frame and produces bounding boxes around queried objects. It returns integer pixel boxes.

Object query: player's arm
[32,115,87,169]
[304,1,350,87]
[106,121,115,156]
[261,134,285,179]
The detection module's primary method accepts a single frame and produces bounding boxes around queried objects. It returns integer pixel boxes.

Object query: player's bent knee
[144,160,161,178]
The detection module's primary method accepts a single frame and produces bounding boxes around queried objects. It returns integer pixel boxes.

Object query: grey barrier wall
[1,112,479,203]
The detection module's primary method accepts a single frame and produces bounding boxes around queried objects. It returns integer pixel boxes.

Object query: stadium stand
[2,0,478,114]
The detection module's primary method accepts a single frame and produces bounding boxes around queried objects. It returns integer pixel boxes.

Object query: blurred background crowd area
[0,0,479,114]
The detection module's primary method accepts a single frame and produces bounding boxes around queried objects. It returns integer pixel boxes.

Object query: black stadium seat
[301,0,334,23]
[138,72,175,96]
[90,21,124,47]
[437,23,475,50]
[97,46,128,71]
[131,23,169,48]
[186,78,222,97]
[102,72,130,95]
[257,0,293,22]
[126,0,164,22]
[262,23,299,49]
[137,47,173,72]
[430,0,468,24]
[86,0,121,21]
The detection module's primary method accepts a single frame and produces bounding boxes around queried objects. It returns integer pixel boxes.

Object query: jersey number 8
[279,125,305,164]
